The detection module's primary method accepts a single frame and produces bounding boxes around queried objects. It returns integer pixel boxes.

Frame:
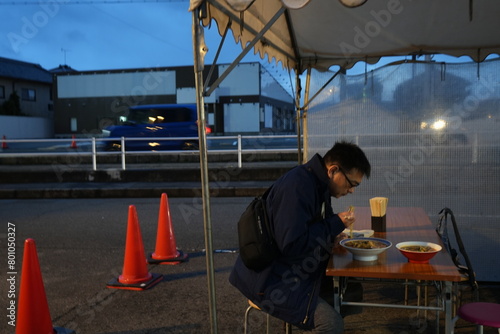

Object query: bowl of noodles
[396,241,442,263]
[340,237,392,261]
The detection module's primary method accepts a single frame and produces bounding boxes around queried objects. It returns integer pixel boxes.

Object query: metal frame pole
[192,7,218,334]
[121,137,126,170]
[92,137,97,171]
[294,68,302,164]
[302,67,312,162]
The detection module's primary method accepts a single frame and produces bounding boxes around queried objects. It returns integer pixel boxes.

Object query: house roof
[49,64,78,74]
[0,57,52,84]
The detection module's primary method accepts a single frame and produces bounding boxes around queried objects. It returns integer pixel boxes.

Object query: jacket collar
[305,153,330,187]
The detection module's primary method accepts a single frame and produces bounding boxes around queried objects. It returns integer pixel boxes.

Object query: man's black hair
[323,141,371,178]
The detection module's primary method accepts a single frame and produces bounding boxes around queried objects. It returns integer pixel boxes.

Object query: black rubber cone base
[147,250,189,265]
[106,273,163,291]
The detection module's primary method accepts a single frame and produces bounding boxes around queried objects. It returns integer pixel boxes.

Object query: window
[127,107,193,124]
[70,118,78,132]
[21,88,36,101]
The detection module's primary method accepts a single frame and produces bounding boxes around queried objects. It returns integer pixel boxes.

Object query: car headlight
[430,120,447,130]
[421,119,447,131]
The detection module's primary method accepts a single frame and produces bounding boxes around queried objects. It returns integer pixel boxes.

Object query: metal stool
[452,302,500,334]
[244,300,292,334]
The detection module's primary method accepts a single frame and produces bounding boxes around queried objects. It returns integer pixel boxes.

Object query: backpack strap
[437,208,478,292]
[261,186,272,199]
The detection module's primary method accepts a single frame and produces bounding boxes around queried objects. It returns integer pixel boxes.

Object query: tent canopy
[191,0,500,73]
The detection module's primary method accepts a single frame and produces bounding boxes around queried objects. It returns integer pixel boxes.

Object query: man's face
[327,165,363,198]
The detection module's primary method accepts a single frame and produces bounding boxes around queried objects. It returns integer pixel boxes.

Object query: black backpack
[436,207,479,297]
[237,187,280,271]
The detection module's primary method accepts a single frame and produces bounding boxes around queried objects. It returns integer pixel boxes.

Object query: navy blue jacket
[229,154,345,329]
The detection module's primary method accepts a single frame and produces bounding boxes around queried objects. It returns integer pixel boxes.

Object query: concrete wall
[0,115,53,138]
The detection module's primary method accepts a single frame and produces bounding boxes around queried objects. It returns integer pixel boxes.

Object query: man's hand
[339,210,355,228]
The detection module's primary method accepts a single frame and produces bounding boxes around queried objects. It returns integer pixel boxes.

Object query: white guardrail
[0,135,301,170]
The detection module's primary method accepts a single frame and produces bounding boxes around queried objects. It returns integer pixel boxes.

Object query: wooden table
[326,207,462,333]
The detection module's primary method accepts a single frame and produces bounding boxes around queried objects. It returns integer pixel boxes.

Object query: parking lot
[1,197,499,334]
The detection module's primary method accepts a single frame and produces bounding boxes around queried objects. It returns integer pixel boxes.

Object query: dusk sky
[1,1,494,75]
[0,0,260,71]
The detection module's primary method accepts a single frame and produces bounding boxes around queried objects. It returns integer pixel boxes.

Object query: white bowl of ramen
[340,237,392,261]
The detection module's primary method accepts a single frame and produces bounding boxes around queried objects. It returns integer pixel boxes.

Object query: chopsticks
[370,197,388,217]
[348,205,355,238]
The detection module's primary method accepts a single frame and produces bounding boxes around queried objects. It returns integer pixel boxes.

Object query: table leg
[444,281,453,334]
[333,276,341,312]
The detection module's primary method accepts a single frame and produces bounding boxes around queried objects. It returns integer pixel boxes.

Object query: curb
[0,185,267,199]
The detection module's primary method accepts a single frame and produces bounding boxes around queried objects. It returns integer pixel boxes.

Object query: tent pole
[192,7,218,334]
[302,67,312,162]
[203,18,231,93]
[302,68,342,110]
[294,67,302,164]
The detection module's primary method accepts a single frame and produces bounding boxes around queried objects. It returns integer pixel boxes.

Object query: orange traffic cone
[16,239,75,334]
[2,135,8,149]
[70,135,77,149]
[148,193,188,265]
[107,205,163,290]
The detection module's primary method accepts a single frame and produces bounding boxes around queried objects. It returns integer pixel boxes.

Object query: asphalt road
[1,197,499,334]
[0,197,249,334]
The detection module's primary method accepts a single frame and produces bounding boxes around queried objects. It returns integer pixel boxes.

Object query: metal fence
[0,134,300,170]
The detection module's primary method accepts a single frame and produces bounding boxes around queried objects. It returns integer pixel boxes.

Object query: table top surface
[326,207,462,282]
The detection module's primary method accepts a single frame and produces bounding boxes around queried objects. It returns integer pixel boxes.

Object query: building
[0,57,295,138]
[0,57,54,138]
[52,62,295,136]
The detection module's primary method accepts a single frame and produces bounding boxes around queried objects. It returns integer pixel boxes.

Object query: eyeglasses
[338,167,359,188]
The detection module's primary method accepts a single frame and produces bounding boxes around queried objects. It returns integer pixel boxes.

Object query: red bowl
[396,241,442,264]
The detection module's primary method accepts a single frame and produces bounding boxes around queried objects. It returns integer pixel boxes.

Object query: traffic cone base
[147,249,188,265]
[106,272,163,291]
